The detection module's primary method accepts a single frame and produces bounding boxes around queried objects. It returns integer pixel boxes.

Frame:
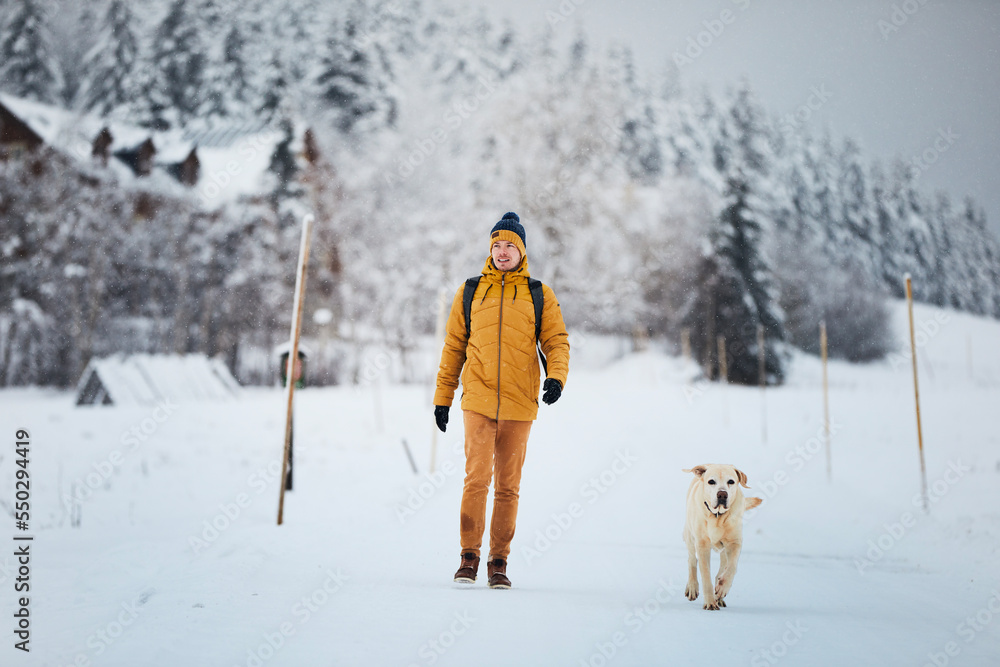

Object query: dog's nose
[717,489,727,499]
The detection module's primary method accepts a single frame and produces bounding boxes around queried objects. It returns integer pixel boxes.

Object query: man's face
[491,240,521,271]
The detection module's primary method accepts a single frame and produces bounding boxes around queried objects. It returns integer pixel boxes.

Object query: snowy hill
[1,299,998,665]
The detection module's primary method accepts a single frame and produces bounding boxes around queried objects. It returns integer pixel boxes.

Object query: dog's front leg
[715,547,729,607]
[684,536,699,601]
[698,542,718,610]
[715,541,742,604]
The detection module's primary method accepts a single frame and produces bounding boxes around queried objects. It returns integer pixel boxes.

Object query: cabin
[0,93,314,211]
[113,137,156,177]
[0,100,44,160]
[0,94,199,189]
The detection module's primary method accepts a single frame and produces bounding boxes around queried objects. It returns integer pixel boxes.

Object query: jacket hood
[481,254,531,283]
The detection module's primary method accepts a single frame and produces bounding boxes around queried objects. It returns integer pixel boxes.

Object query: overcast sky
[444,0,1000,236]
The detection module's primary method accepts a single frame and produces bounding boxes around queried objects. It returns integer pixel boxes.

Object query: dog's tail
[745,497,763,510]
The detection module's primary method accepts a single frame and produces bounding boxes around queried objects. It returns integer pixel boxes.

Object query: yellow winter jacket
[434,255,570,422]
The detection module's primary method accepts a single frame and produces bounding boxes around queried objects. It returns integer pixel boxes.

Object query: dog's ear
[735,468,750,488]
[683,465,708,477]
[745,496,763,510]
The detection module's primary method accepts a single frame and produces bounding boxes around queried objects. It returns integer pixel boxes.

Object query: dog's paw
[714,577,726,598]
[703,599,720,611]
[718,598,727,608]
[684,582,699,601]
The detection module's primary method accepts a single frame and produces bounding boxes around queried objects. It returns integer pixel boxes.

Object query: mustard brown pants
[460,410,532,560]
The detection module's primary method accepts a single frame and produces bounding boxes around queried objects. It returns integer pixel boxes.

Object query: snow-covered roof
[194,128,284,209]
[0,92,197,168]
[75,354,241,407]
[182,120,271,148]
[154,136,196,164]
[1,92,292,209]
[0,92,102,161]
[105,123,152,151]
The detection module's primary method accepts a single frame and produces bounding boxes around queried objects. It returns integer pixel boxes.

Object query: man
[433,211,570,589]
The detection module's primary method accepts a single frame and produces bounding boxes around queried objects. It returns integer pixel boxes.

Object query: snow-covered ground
[1,300,999,666]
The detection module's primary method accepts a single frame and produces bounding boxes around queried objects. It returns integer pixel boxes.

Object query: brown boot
[487,557,511,589]
[454,552,480,584]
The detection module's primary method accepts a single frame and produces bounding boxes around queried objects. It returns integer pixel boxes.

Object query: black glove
[434,405,449,432]
[541,378,562,405]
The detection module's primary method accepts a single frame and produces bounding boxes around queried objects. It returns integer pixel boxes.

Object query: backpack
[462,276,547,374]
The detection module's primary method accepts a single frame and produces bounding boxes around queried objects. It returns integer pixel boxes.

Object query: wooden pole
[402,439,418,474]
[717,335,728,425]
[758,325,767,446]
[277,214,313,526]
[905,275,929,513]
[717,335,727,384]
[681,328,692,365]
[820,320,831,482]
[757,325,766,386]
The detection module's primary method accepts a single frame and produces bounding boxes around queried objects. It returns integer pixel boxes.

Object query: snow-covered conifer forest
[1,0,998,387]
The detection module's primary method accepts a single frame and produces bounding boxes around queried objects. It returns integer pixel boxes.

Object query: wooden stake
[277,214,313,526]
[905,275,929,513]
[758,325,767,446]
[820,320,831,482]
[717,335,727,384]
[402,439,418,474]
[681,328,692,365]
[757,325,766,387]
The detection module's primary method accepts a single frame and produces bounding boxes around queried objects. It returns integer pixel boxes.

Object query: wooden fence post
[277,214,313,525]
[905,275,929,512]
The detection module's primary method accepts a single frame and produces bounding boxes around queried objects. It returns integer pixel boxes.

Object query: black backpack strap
[527,279,544,341]
[462,277,481,342]
[527,278,547,375]
[464,275,548,375]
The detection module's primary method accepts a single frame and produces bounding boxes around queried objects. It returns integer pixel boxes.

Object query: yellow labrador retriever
[682,464,763,610]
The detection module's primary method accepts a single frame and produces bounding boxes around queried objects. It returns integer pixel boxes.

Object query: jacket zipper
[496,273,505,421]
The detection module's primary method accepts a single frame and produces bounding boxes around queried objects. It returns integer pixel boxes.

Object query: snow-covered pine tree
[53,1,100,107]
[607,45,662,185]
[869,160,906,298]
[896,161,936,302]
[220,21,253,118]
[834,137,876,274]
[660,89,713,180]
[192,0,257,122]
[141,0,209,128]
[929,192,958,308]
[956,197,999,316]
[684,172,786,384]
[682,82,785,384]
[0,0,63,103]
[258,49,290,124]
[314,1,397,136]
[77,0,140,117]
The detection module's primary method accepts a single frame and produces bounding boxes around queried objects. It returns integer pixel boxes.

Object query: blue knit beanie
[490,212,526,256]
